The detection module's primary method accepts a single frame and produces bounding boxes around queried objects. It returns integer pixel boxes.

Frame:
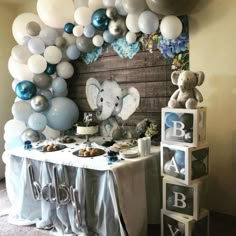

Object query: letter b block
[163,178,207,220]
[161,209,209,236]
[161,107,206,147]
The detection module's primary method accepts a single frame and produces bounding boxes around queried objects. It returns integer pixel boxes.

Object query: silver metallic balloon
[76,35,95,53]
[31,95,48,112]
[106,7,118,20]
[26,21,41,36]
[21,128,40,142]
[33,73,52,89]
[108,16,128,38]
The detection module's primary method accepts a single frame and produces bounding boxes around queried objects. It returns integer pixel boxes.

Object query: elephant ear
[171,71,181,85]
[86,78,101,110]
[118,87,140,121]
[195,71,205,86]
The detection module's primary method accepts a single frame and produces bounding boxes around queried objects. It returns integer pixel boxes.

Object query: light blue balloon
[28,37,45,54]
[38,89,53,100]
[165,112,180,128]
[45,97,79,131]
[28,112,47,131]
[174,150,185,168]
[103,30,115,43]
[83,24,96,38]
[52,77,67,93]
[66,44,80,60]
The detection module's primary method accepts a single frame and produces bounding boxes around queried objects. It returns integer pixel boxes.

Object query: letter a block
[161,142,209,185]
[161,209,209,236]
[161,107,207,147]
[163,178,207,220]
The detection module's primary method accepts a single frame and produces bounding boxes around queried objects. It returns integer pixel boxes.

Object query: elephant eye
[100,89,104,92]
[115,103,118,107]
[100,98,103,102]
[117,96,120,100]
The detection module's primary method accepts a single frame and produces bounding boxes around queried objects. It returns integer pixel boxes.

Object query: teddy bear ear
[171,71,180,85]
[195,71,205,86]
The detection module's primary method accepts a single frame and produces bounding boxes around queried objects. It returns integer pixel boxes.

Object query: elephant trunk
[96,103,115,121]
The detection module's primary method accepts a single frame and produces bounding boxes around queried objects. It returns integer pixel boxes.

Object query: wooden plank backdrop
[67,49,176,128]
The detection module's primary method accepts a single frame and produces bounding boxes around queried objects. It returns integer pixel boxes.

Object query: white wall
[190,0,236,216]
[0,4,18,179]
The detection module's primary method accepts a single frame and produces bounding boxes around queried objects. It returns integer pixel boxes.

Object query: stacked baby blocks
[160,70,209,236]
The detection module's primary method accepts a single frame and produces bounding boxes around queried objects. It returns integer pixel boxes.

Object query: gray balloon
[31,95,48,112]
[76,36,95,53]
[145,0,197,16]
[33,73,52,89]
[55,36,67,48]
[26,21,41,36]
[106,7,118,20]
[108,16,128,38]
[21,128,40,142]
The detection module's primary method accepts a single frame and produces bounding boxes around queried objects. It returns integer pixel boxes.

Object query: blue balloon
[103,30,115,43]
[92,8,110,30]
[64,22,75,34]
[45,97,79,131]
[165,112,180,128]
[46,63,56,75]
[15,81,37,100]
[83,24,96,38]
[66,44,80,60]
[174,150,185,168]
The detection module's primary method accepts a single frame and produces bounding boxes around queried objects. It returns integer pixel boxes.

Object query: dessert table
[3,137,161,236]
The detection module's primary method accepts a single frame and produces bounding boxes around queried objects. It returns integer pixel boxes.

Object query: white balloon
[28,55,47,74]
[8,56,34,81]
[37,0,75,29]
[73,25,84,37]
[4,119,27,140]
[138,10,159,34]
[28,37,46,54]
[39,27,59,45]
[11,45,32,64]
[44,46,62,64]
[92,35,104,47]
[126,31,137,44]
[74,0,88,8]
[103,0,115,7]
[126,14,140,33]
[88,0,104,11]
[12,13,45,45]
[56,61,74,79]
[160,15,183,40]
[74,7,93,26]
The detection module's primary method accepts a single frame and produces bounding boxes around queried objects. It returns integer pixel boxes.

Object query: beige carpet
[0,179,50,236]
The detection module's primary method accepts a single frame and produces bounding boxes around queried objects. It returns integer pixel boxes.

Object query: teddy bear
[168,70,205,109]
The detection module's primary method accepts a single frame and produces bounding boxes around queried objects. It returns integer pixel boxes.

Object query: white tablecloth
[4,137,161,236]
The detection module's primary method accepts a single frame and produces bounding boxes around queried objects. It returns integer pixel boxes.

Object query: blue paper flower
[112,38,140,59]
[81,47,103,64]
[158,33,189,59]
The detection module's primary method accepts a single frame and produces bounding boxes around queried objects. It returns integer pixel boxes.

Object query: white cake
[76,125,98,135]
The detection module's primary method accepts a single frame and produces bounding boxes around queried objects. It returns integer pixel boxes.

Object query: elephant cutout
[86,78,140,139]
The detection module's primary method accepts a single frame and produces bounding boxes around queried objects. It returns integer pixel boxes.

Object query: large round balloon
[12,13,45,45]
[4,119,27,141]
[31,95,49,112]
[88,0,104,11]
[92,8,110,30]
[37,0,75,29]
[74,7,93,26]
[145,0,197,16]
[160,15,183,40]
[45,97,79,131]
[15,81,37,100]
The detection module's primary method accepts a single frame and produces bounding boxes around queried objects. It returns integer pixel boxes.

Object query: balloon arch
[4,0,192,150]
